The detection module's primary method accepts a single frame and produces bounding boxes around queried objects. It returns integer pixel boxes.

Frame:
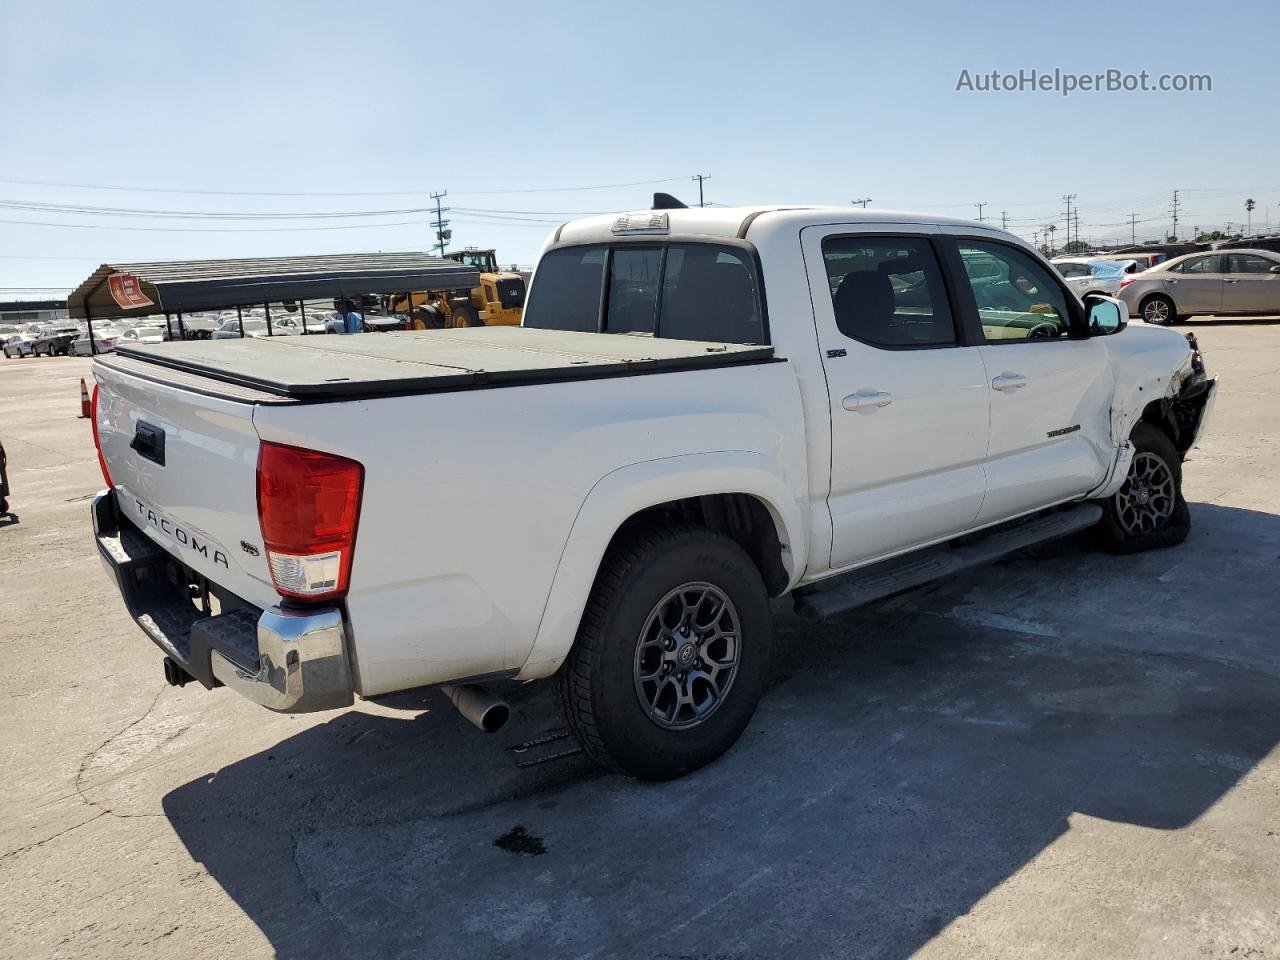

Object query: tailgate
[94,361,276,609]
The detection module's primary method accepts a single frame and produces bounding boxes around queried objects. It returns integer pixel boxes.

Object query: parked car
[32,326,81,356]
[70,333,117,356]
[1051,257,1137,298]
[209,316,304,340]
[89,204,1215,780]
[1118,248,1280,324]
[3,333,37,358]
[1101,252,1167,270]
[117,325,168,345]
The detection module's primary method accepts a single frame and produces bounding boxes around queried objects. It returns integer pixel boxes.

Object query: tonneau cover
[108,327,775,399]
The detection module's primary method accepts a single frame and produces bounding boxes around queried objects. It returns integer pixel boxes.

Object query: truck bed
[106,326,774,400]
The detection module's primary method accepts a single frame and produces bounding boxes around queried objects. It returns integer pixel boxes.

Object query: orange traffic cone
[79,378,91,419]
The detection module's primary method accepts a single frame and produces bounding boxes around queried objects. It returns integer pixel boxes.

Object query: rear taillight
[90,383,113,488]
[256,441,363,602]
[1118,276,1137,289]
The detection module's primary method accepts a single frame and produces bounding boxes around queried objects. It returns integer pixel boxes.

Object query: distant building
[0,299,69,325]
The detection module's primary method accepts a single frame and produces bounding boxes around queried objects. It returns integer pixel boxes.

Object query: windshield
[523,242,766,345]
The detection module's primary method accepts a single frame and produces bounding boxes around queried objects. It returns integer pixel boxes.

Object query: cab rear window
[524,242,767,344]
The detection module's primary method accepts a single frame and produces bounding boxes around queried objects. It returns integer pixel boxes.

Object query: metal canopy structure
[65,252,481,320]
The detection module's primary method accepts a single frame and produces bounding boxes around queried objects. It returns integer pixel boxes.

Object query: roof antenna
[652,192,688,210]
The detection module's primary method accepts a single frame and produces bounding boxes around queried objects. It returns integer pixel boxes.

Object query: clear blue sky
[2,0,1278,295]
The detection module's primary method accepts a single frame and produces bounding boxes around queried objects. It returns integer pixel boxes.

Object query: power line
[0,216,433,233]
[0,174,689,198]
[0,197,605,222]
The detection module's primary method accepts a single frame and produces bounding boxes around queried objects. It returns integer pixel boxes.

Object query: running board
[794,504,1103,623]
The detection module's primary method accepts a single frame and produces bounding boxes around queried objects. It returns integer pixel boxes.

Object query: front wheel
[1095,423,1190,553]
[557,527,773,780]
[448,302,482,328]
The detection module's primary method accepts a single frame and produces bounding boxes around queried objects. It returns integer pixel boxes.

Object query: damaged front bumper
[1169,332,1217,454]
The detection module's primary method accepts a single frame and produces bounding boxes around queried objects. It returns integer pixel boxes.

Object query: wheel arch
[516,452,806,681]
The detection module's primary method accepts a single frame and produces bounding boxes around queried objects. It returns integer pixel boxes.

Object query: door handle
[842,390,894,412]
[1224,278,1240,283]
[991,373,1027,392]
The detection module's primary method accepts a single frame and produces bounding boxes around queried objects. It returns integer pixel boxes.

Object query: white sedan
[117,325,168,345]
[1051,257,1138,299]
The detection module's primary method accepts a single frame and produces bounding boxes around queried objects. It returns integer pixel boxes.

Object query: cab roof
[552,205,997,248]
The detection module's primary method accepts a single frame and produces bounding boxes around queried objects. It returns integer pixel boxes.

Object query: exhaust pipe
[439,684,510,733]
[162,657,191,687]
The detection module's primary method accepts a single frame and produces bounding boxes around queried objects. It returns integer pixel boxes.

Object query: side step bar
[795,504,1103,623]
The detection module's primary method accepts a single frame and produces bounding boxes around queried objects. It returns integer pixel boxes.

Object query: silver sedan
[1118,248,1280,325]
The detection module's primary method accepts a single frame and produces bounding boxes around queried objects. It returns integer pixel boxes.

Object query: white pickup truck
[91,204,1216,780]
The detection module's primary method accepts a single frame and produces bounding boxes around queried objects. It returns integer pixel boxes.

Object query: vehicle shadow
[162,502,1280,960]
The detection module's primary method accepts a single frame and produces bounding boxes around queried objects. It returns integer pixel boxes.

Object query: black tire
[556,526,773,781]
[1139,294,1177,326]
[1095,423,1190,554]
[450,302,482,328]
[414,305,445,329]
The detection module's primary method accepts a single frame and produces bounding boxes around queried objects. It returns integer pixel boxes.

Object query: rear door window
[822,236,957,347]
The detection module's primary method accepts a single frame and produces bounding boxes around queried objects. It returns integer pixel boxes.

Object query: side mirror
[1084,294,1127,336]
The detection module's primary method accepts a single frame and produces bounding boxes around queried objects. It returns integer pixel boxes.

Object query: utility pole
[974,202,987,223]
[1032,228,1040,251]
[1062,194,1076,250]
[1001,210,1008,230]
[1169,189,1180,241]
[1128,212,1138,245]
[1073,209,1080,250]
[430,190,450,255]
[692,174,711,208]
[850,197,872,208]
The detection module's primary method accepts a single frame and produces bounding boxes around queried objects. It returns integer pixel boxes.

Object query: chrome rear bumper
[93,491,354,713]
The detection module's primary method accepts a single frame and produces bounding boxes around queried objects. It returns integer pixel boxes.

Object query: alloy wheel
[633,582,741,730]
[1115,451,1176,535]
[1143,298,1171,324]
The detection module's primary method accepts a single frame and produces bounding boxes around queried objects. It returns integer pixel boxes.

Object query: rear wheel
[1096,423,1190,553]
[1139,294,1178,326]
[556,527,773,780]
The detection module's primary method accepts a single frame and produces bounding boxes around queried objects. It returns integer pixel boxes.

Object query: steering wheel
[1028,321,1058,339]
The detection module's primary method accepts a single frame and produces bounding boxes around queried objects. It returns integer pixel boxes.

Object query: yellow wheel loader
[388,249,526,329]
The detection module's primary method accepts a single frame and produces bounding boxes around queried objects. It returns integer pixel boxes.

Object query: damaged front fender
[1088,330,1216,499]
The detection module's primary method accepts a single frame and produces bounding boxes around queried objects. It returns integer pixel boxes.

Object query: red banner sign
[107,273,154,310]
